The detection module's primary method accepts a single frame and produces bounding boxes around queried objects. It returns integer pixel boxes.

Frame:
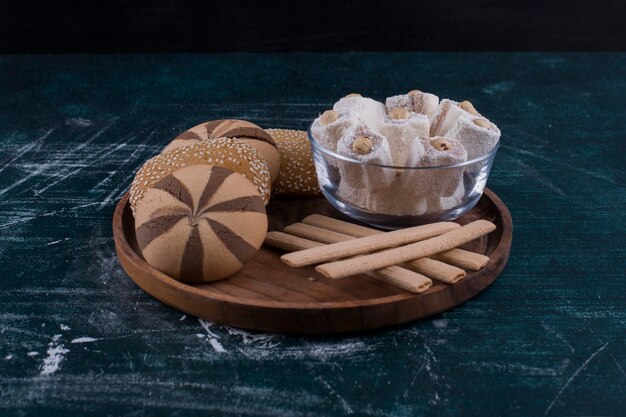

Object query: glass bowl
[308,127,500,229]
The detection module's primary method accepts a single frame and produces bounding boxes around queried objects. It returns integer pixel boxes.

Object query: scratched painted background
[0,54,624,416]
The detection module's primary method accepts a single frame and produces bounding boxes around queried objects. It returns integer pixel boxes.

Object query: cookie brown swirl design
[164,119,275,153]
[134,165,268,282]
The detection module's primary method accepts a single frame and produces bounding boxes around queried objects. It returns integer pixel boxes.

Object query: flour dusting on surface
[194,320,373,361]
[66,117,93,127]
[225,326,280,349]
[70,337,98,344]
[40,334,69,376]
[198,319,227,354]
[433,319,448,329]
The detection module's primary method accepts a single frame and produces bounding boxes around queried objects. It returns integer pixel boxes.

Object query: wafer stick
[284,223,352,244]
[264,232,432,293]
[303,214,380,237]
[367,267,432,294]
[281,222,459,268]
[404,258,465,284]
[303,214,488,271]
[286,222,465,283]
[265,231,320,251]
[434,248,489,271]
[316,220,496,279]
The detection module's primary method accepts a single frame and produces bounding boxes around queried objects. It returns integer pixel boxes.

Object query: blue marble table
[0,53,624,416]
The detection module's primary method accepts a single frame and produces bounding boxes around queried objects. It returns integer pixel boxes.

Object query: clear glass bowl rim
[307,124,500,170]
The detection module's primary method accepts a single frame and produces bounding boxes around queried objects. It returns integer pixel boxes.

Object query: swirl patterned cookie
[163,119,280,183]
[134,165,267,282]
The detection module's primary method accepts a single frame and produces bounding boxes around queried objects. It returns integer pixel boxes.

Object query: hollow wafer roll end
[435,248,490,271]
[405,258,466,284]
[368,267,432,294]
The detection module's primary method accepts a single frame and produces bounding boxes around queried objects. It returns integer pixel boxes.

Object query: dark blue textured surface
[0,54,624,416]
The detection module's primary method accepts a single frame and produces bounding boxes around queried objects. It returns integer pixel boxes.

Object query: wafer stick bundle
[265,213,495,293]
[285,222,466,284]
[301,214,489,271]
[281,222,459,267]
[265,231,432,293]
[316,220,495,279]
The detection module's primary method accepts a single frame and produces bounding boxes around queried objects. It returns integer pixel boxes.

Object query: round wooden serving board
[113,189,512,334]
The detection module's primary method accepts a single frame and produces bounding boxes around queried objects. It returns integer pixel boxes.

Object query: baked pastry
[163,119,280,183]
[265,128,322,198]
[130,138,271,214]
[238,138,280,183]
[134,165,267,282]
[164,119,274,151]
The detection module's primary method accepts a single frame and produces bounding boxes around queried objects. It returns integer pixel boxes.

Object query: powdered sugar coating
[445,116,501,160]
[336,126,394,191]
[333,95,386,130]
[310,109,357,153]
[402,136,467,198]
[386,91,439,116]
[379,112,430,166]
[429,99,486,137]
[426,179,466,213]
[367,182,428,215]
[420,137,468,168]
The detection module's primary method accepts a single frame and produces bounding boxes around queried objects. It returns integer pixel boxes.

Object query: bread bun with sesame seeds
[266,129,322,198]
[129,138,271,216]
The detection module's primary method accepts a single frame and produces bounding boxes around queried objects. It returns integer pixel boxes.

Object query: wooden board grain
[113,189,512,334]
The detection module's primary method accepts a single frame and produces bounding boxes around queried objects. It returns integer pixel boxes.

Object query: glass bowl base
[320,187,483,230]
